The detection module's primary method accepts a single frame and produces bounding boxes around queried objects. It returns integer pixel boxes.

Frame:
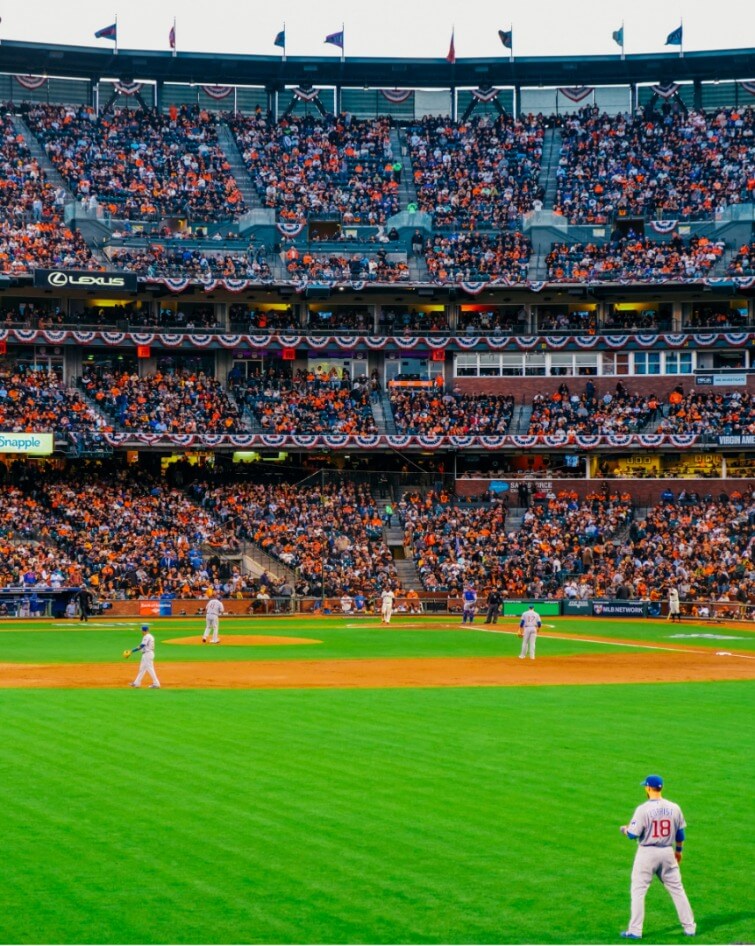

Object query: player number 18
[650,819,672,839]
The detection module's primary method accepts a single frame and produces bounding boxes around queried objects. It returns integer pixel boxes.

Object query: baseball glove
[517,631,523,638]
[122,650,131,658]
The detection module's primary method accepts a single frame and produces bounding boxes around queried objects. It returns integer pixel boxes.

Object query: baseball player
[518,605,542,659]
[202,592,225,643]
[380,587,395,624]
[461,584,478,624]
[620,774,696,939]
[668,587,682,623]
[484,587,503,625]
[128,624,161,689]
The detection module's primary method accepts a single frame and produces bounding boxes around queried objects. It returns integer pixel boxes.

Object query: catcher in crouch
[124,624,161,688]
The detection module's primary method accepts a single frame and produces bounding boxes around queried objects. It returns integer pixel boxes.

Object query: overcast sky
[3,0,754,60]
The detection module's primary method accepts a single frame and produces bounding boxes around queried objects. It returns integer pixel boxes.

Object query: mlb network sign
[33,269,138,292]
[0,433,54,455]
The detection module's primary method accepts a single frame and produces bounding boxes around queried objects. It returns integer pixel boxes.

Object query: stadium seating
[555,106,755,223]
[228,114,399,223]
[389,391,515,435]
[24,104,245,220]
[405,114,546,227]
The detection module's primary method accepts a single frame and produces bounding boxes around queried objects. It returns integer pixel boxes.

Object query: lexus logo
[46,271,126,288]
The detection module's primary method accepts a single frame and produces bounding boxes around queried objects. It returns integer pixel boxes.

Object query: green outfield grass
[0,614,753,664]
[0,617,752,944]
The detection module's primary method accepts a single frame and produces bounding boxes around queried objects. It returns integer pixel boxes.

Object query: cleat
[620,934,642,940]
[202,638,207,643]
[128,682,138,687]
[148,684,161,689]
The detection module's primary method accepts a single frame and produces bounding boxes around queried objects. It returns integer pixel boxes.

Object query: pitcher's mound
[165,636,321,647]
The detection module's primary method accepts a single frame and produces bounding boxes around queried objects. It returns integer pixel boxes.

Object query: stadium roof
[3,39,755,89]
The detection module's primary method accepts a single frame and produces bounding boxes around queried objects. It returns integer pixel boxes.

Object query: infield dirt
[0,650,752,688]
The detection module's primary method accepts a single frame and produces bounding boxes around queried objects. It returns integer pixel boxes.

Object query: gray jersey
[520,609,542,631]
[628,798,686,848]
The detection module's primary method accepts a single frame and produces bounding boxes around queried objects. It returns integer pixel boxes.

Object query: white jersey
[628,798,686,848]
[381,591,395,608]
[140,632,155,656]
[206,598,225,619]
[520,609,542,631]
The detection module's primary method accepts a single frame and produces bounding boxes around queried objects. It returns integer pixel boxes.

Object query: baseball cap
[141,624,150,631]
[641,774,663,789]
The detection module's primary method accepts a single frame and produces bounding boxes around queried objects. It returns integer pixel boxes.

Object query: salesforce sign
[0,433,54,455]
[33,269,138,292]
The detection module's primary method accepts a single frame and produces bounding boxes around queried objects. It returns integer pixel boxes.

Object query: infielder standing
[668,586,682,623]
[202,592,225,644]
[620,774,696,939]
[129,624,161,689]
[518,605,542,659]
[380,587,395,624]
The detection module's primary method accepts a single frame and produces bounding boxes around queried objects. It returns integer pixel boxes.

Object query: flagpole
[172,17,177,57]
[283,21,286,62]
[114,13,118,55]
[679,17,683,58]
[621,21,625,61]
[510,23,514,62]
[341,22,345,61]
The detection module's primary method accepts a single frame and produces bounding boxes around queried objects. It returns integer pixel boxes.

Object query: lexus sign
[33,269,138,292]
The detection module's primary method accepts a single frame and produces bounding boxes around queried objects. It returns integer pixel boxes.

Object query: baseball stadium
[0,7,753,944]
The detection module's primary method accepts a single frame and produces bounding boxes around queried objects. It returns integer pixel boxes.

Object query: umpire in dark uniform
[484,587,503,625]
[76,585,93,623]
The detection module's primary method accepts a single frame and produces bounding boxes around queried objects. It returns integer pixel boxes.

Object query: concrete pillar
[64,346,83,385]
[155,80,164,114]
[672,301,684,332]
[215,349,233,384]
[214,302,228,330]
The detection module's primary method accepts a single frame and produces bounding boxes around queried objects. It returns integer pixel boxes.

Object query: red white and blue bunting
[380,89,413,103]
[0,328,751,353]
[96,432,709,450]
[276,222,306,237]
[649,220,678,233]
[738,80,755,96]
[201,85,233,99]
[558,86,594,102]
[15,74,48,90]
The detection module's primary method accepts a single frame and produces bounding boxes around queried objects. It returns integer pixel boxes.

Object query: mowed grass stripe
[0,683,752,943]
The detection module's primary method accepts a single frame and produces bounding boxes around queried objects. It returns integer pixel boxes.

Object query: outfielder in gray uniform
[518,605,541,659]
[620,774,696,939]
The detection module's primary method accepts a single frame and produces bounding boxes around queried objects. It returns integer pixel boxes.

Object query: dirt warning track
[0,650,752,689]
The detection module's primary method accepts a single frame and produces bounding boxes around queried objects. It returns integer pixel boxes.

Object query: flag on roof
[169,24,176,50]
[498,29,512,49]
[274,29,286,49]
[612,26,624,47]
[94,23,117,41]
[324,30,344,49]
[446,31,456,64]
[665,24,683,46]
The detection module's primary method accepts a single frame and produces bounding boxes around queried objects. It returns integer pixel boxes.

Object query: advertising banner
[562,599,591,615]
[591,601,647,618]
[503,600,560,617]
[33,269,138,292]
[0,432,54,455]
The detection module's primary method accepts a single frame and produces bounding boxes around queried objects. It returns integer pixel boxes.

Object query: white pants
[203,615,219,642]
[381,605,392,624]
[628,846,695,936]
[520,629,537,659]
[134,654,160,687]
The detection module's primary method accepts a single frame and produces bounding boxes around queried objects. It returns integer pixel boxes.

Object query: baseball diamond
[0,614,753,944]
[0,12,754,946]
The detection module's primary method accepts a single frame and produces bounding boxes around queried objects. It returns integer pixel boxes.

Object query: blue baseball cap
[141,624,150,631]
[641,774,663,789]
